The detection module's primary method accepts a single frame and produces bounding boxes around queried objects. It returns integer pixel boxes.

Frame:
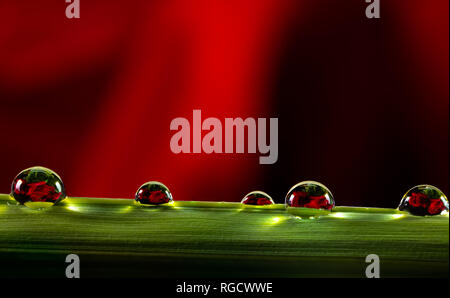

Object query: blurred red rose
[409,192,429,208]
[26,181,61,202]
[290,191,308,207]
[428,199,445,215]
[306,195,331,210]
[148,190,170,204]
[256,197,273,205]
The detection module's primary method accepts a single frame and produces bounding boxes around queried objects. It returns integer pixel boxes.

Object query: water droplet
[285,181,335,210]
[135,181,173,205]
[398,184,448,216]
[241,191,274,206]
[10,166,66,208]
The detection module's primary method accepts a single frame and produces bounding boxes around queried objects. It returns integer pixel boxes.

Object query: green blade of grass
[0,193,448,277]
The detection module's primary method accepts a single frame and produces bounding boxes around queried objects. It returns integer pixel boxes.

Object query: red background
[0,0,448,207]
